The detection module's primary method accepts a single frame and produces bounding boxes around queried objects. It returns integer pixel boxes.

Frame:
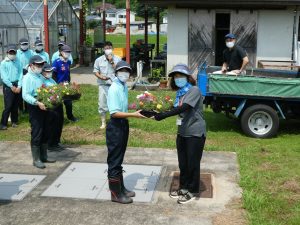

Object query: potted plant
[148,67,162,83]
[159,77,168,88]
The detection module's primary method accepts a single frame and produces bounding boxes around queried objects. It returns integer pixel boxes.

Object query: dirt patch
[213,198,248,225]
[257,162,279,171]
[62,126,105,142]
[130,128,175,144]
[281,179,300,193]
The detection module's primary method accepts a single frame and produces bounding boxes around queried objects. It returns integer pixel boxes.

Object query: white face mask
[7,54,16,61]
[44,72,52,79]
[117,71,130,83]
[35,46,43,51]
[62,52,70,59]
[226,41,235,48]
[104,49,113,56]
[20,44,29,51]
[32,66,42,74]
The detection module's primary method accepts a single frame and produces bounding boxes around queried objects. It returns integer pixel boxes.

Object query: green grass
[1,85,300,225]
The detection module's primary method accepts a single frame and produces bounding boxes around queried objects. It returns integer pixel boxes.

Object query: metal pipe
[144,5,148,46]
[79,0,84,65]
[43,0,49,53]
[126,0,130,63]
[156,7,160,57]
[102,0,106,42]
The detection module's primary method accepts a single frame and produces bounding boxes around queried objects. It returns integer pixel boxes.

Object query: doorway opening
[215,13,230,66]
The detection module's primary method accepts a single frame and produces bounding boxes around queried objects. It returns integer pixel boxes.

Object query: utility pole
[43,0,49,53]
[126,0,130,63]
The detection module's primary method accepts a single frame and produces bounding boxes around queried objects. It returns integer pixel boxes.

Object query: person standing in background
[41,63,65,152]
[52,45,78,122]
[93,41,121,129]
[51,41,73,65]
[0,44,23,130]
[16,38,33,113]
[33,40,50,64]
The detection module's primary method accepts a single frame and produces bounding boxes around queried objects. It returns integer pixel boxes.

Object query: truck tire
[240,104,279,138]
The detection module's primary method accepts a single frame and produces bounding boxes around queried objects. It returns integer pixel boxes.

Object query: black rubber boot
[31,145,46,169]
[120,173,135,197]
[40,144,56,163]
[108,177,133,204]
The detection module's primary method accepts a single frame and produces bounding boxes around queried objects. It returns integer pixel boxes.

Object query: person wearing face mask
[93,41,121,129]
[52,45,78,122]
[16,38,33,113]
[213,33,249,75]
[51,41,73,64]
[0,44,23,130]
[41,64,65,152]
[22,56,56,169]
[33,40,50,64]
[106,60,145,204]
[16,38,34,74]
[154,64,206,204]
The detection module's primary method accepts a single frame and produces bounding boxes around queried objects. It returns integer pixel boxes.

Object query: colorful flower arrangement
[129,91,173,117]
[37,82,81,109]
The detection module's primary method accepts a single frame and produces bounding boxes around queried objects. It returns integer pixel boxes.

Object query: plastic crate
[114,48,126,59]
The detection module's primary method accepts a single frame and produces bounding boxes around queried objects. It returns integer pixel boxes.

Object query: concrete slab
[0,173,45,201]
[0,142,245,225]
[42,163,162,203]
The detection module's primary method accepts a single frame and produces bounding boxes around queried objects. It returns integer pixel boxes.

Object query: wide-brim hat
[168,64,191,77]
[115,60,132,72]
[225,33,236,39]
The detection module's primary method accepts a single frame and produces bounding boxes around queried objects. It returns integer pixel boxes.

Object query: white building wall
[167,7,188,73]
[256,10,295,63]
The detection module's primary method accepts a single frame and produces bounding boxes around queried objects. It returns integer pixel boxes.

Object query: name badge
[176,118,182,126]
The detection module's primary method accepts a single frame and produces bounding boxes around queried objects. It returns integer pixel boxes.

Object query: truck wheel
[240,104,279,138]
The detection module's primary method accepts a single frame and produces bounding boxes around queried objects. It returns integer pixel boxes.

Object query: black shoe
[41,158,56,163]
[0,125,7,130]
[48,145,64,152]
[69,117,78,122]
[177,191,196,204]
[169,189,185,199]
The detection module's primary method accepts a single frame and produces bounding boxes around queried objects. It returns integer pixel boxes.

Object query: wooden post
[43,0,49,53]
[156,7,160,57]
[79,0,84,65]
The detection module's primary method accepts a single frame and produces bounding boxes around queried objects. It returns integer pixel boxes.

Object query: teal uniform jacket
[0,57,23,88]
[43,77,57,87]
[16,49,34,69]
[22,69,45,105]
[107,78,128,115]
[51,50,73,64]
[33,51,50,64]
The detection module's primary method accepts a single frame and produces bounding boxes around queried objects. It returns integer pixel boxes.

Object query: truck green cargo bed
[208,74,300,99]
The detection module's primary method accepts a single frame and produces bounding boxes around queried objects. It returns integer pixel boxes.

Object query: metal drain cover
[170,172,213,198]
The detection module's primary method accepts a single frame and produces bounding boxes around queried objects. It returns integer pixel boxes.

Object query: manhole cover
[170,172,213,198]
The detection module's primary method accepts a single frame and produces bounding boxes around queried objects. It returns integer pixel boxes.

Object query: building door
[188,9,214,76]
[231,11,257,67]
[215,13,230,66]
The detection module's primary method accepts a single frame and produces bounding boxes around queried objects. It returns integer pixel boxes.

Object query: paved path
[0,142,245,225]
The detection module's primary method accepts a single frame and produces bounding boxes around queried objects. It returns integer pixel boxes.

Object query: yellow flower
[37,89,41,93]
[156,104,162,110]
[45,90,48,93]
[66,92,69,95]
